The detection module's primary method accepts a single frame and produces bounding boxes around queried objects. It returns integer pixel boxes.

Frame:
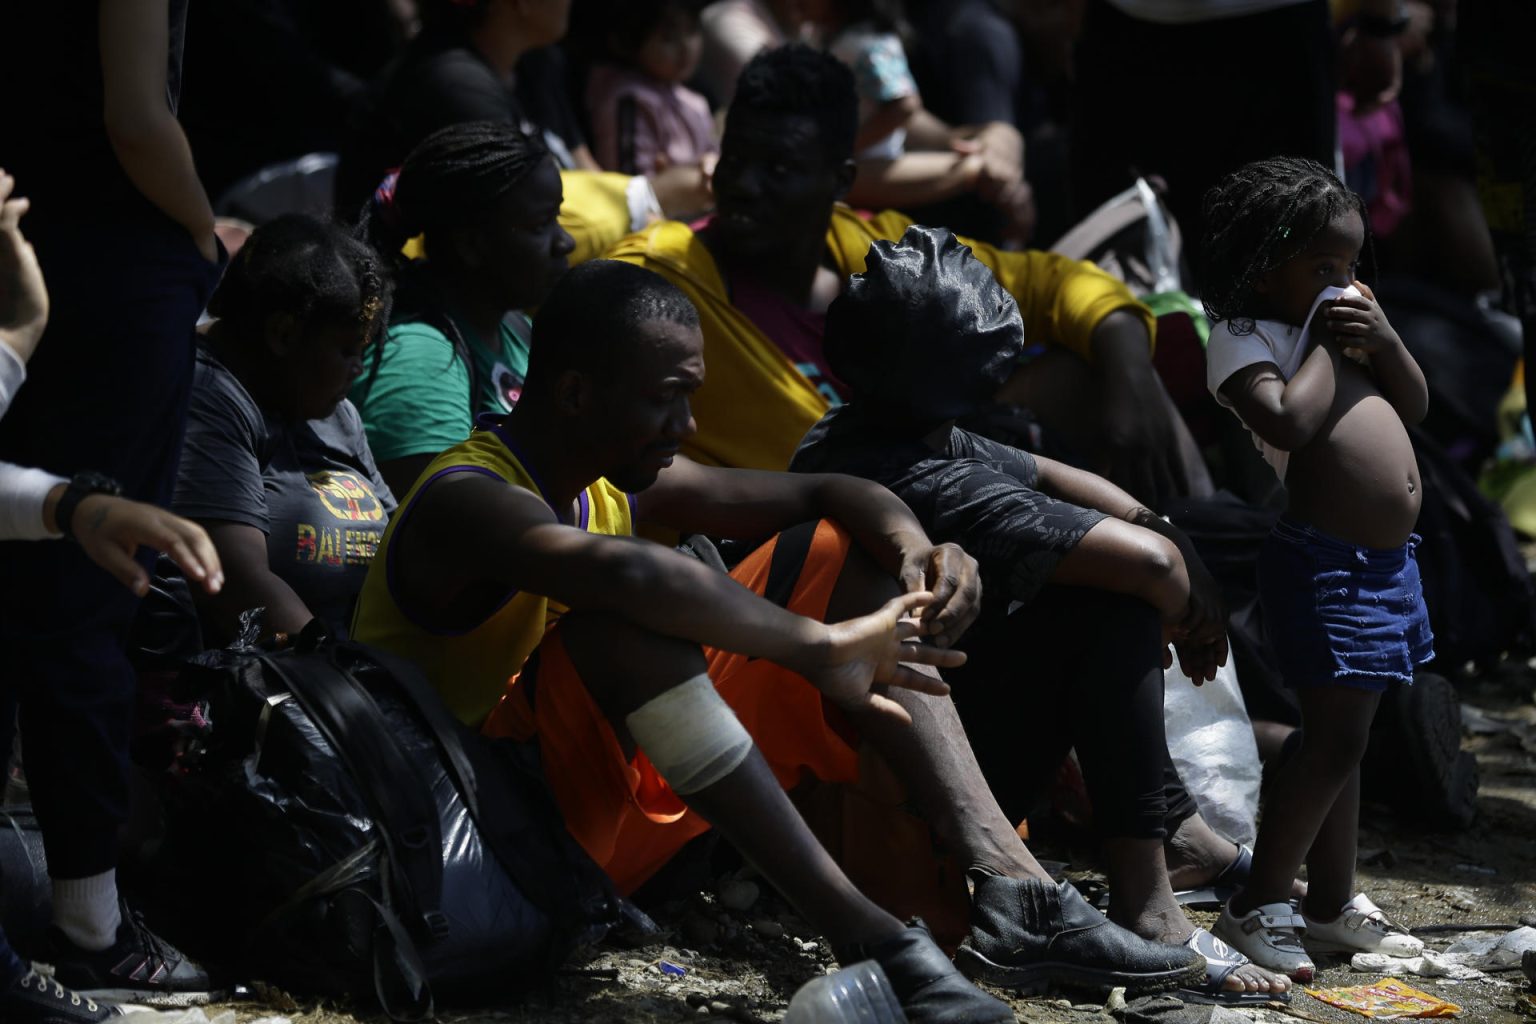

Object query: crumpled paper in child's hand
[1305,977,1462,1018]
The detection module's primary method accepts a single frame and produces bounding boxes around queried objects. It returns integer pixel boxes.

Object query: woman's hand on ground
[71,494,224,597]
[0,170,49,363]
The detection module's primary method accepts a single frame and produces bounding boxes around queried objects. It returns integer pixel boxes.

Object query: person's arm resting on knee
[1032,455,1229,682]
[408,466,970,722]
[636,458,984,649]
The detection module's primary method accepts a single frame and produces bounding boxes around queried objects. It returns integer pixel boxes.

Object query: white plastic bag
[118,1010,240,1024]
[1163,654,1261,845]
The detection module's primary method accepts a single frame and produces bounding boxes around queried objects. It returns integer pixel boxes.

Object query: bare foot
[1215,958,1291,997]
[1130,914,1292,998]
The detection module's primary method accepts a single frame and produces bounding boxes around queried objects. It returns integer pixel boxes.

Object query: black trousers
[948,587,1200,840]
[0,207,222,879]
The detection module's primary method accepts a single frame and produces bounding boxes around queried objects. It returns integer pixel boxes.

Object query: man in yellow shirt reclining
[607,43,1208,510]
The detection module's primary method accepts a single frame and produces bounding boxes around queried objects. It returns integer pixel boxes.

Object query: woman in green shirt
[354,121,576,496]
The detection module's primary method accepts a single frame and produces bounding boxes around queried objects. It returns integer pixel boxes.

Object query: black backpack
[145,625,618,1019]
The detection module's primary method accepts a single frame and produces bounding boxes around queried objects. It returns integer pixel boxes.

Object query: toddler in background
[1201,156,1431,981]
[586,0,718,178]
[804,0,916,159]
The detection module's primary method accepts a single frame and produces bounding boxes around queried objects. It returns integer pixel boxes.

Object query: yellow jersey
[352,418,633,726]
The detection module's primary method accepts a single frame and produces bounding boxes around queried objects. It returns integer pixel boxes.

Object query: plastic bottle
[783,960,908,1024]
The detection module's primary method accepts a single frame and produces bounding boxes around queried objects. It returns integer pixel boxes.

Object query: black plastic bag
[146,625,617,1019]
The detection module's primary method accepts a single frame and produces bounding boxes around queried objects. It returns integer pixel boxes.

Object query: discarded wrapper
[1305,977,1462,1018]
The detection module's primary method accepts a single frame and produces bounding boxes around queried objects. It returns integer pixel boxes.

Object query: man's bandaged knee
[624,675,753,794]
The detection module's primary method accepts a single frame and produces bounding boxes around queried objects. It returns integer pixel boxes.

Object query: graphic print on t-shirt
[296,471,387,569]
[491,360,524,411]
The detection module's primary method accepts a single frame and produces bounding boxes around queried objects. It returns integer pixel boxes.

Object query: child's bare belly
[1285,364,1421,549]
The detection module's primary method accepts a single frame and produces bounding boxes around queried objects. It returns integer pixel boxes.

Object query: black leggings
[948,587,1199,840]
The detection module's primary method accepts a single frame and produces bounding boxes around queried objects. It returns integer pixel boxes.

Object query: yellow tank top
[351,419,633,726]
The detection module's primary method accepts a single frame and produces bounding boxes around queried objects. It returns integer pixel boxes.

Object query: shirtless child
[1200,157,1431,980]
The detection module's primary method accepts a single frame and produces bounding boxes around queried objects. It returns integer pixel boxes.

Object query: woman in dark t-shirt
[174,216,396,643]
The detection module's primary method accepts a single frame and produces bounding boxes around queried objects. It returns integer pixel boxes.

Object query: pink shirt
[587,63,718,176]
[1338,93,1412,238]
[726,268,847,406]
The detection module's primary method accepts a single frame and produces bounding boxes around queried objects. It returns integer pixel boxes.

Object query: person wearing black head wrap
[824,226,1025,428]
[792,224,1297,1005]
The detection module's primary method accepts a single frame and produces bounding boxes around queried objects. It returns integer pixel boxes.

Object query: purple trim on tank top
[487,417,590,528]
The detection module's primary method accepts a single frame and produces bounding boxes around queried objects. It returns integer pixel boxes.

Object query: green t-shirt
[352,313,533,462]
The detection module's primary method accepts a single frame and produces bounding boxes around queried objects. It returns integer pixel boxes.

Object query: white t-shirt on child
[1205,284,1361,482]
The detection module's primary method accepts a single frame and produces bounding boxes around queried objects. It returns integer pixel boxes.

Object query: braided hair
[1199,156,1372,333]
[209,214,391,353]
[354,120,550,405]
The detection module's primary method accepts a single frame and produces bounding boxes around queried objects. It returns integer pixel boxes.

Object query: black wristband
[56,471,122,540]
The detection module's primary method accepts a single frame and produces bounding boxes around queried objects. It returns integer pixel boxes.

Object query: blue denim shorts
[1257,518,1435,691]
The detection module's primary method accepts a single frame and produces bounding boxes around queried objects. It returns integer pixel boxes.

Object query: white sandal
[1303,893,1423,958]
[1212,900,1316,981]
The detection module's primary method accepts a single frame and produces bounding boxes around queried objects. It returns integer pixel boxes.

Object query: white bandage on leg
[624,674,753,795]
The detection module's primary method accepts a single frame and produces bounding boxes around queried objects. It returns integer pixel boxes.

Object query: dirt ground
[188,660,1536,1024]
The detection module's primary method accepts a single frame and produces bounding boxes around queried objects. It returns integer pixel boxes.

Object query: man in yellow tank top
[353,261,1206,1015]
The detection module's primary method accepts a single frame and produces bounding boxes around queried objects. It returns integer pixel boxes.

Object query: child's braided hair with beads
[1198,156,1372,335]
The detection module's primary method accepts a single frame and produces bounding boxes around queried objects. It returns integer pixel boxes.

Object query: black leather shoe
[46,901,219,1007]
[1,968,122,1023]
[836,919,1016,1024]
[955,874,1206,995]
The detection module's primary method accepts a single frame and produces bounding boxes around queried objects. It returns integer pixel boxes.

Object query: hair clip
[371,169,402,232]
[1278,226,1292,239]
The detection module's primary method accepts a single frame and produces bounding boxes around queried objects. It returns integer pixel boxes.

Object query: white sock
[52,870,121,952]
